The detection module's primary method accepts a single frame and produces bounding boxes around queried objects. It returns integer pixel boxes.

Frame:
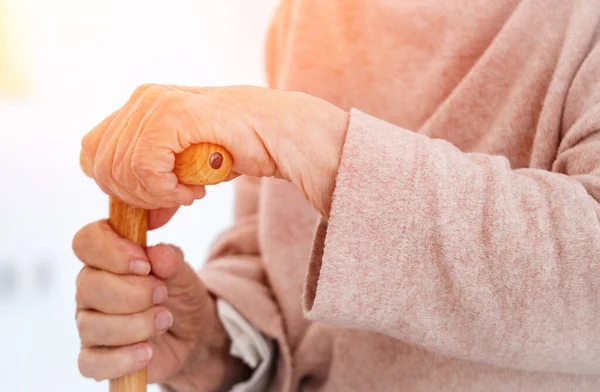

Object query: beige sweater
[199,0,600,390]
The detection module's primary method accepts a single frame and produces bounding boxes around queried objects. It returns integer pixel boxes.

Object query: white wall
[0,0,279,390]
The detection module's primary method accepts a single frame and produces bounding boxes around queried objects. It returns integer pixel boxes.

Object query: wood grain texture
[109,367,147,392]
[106,143,232,392]
[108,198,147,392]
[174,143,233,185]
[109,198,147,247]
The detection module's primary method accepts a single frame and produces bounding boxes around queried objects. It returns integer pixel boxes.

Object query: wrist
[200,296,253,392]
[204,296,253,392]
[163,295,251,392]
[271,91,349,218]
[238,87,348,218]
[319,104,349,218]
[163,354,250,392]
[309,104,348,219]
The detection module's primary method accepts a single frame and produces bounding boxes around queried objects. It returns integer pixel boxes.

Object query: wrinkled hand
[80,84,348,218]
[72,220,250,391]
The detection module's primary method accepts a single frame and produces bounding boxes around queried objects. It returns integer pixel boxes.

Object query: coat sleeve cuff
[302,108,428,326]
[216,299,276,392]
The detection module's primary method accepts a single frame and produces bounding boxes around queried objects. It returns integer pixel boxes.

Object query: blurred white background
[0,0,279,390]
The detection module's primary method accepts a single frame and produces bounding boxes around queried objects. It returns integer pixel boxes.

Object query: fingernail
[135,346,152,362]
[155,311,173,330]
[165,244,177,258]
[130,260,151,275]
[153,286,167,304]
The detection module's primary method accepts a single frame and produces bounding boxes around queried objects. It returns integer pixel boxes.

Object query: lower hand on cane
[72,219,251,391]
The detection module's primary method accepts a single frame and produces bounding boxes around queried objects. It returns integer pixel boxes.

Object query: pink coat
[199,0,600,390]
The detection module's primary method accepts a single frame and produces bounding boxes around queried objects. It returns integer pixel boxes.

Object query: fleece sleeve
[303,41,600,375]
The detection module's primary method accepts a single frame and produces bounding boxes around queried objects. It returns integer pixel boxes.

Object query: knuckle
[79,151,93,177]
[74,288,85,309]
[75,267,89,301]
[75,313,91,343]
[74,288,82,308]
[71,228,87,258]
[158,90,183,108]
[138,85,165,107]
[93,158,110,180]
[111,160,125,183]
[77,352,95,379]
[72,220,105,260]
[131,83,155,100]
[143,91,185,132]
[76,312,101,346]
[75,267,102,308]
[80,133,95,155]
[72,224,93,258]
[138,91,181,138]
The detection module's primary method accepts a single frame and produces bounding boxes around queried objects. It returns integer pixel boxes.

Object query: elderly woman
[72,0,600,391]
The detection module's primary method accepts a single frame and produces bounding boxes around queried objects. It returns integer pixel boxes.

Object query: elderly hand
[72,220,250,391]
[79,84,349,218]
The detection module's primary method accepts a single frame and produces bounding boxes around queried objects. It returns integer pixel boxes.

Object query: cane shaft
[108,199,147,392]
[105,143,232,392]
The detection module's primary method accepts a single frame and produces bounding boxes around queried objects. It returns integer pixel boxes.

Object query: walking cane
[107,142,233,392]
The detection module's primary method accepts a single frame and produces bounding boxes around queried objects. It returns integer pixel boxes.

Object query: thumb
[146,244,216,342]
[146,244,199,293]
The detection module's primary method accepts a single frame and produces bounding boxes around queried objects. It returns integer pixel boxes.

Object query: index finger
[72,220,150,276]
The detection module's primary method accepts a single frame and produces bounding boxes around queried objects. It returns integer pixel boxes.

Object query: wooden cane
[107,143,233,392]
